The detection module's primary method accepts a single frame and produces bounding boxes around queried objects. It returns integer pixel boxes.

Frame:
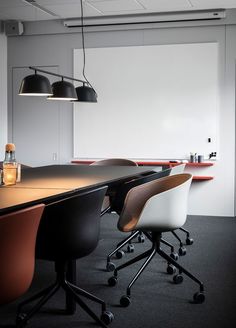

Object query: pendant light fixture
[18,1,97,102]
[74,0,97,103]
[19,69,52,96]
[19,66,85,101]
[75,83,97,102]
[47,78,77,101]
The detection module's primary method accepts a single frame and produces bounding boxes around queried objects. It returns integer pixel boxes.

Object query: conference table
[0,164,160,313]
[0,164,161,213]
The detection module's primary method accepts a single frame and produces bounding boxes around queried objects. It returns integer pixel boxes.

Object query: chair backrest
[36,186,107,262]
[118,173,192,233]
[169,163,186,175]
[0,204,45,305]
[90,158,138,166]
[90,158,138,215]
[111,168,172,214]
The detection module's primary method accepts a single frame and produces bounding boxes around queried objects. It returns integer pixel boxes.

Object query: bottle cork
[5,143,15,152]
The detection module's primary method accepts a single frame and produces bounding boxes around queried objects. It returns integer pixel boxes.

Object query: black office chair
[106,168,175,271]
[16,186,114,328]
[108,174,205,306]
[91,158,138,215]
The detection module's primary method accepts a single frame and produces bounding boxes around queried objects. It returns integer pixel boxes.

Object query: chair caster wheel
[138,235,145,243]
[116,250,125,259]
[106,262,116,272]
[108,276,118,287]
[101,310,114,325]
[167,264,177,275]
[170,252,179,261]
[120,295,131,307]
[173,274,183,284]
[193,292,205,304]
[127,244,135,253]
[186,237,194,245]
[178,247,187,256]
[16,313,28,327]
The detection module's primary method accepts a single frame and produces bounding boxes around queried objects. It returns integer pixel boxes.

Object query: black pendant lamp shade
[19,72,53,96]
[75,85,97,103]
[47,79,77,101]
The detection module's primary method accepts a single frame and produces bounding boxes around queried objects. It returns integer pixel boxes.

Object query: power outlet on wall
[53,153,58,161]
[209,151,217,160]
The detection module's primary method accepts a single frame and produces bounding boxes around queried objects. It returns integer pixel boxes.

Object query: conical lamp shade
[74,85,97,103]
[19,73,53,96]
[48,80,77,101]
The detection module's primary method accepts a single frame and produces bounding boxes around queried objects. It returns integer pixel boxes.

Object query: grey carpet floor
[1,213,236,328]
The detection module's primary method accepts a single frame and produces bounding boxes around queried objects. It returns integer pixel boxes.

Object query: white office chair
[108,173,205,306]
[106,168,175,272]
[170,164,194,254]
[169,163,186,175]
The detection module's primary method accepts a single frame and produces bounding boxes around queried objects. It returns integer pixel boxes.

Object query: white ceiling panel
[87,0,143,13]
[41,3,102,18]
[190,0,236,9]
[137,0,192,12]
[0,0,236,22]
[0,4,53,20]
[86,0,111,2]
[0,0,24,7]
[36,0,81,5]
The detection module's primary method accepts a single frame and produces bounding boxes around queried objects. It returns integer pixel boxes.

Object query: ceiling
[0,0,236,22]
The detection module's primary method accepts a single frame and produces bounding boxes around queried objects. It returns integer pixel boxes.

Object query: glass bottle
[3,143,18,185]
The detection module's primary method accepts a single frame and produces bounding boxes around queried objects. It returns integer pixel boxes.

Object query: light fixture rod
[29,66,86,84]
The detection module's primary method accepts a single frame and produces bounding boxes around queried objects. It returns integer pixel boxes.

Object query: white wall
[7,17,236,217]
[0,31,7,159]
[73,43,219,160]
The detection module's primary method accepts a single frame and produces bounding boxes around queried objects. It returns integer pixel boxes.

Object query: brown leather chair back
[0,204,45,305]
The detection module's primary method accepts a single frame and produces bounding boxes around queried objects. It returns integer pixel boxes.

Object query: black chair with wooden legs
[17,186,114,328]
[108,174,205,307]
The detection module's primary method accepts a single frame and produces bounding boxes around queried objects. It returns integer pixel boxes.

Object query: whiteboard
[73,43,219,160]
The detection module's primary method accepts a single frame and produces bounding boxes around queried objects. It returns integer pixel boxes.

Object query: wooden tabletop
[0,164,157,214]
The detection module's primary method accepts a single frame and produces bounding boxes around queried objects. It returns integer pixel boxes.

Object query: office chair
[0,204,45,306]
[108,174,205,306]
[169,164,194,256]
[91,158,165,271]
[91,158,138,166]
[91,158,138,215]
[106,168,175,272]
[16,187,114,328]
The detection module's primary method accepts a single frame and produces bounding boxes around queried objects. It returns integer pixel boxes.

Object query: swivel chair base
[17,262,113,328]
[179,227,194,245]
[106,230,178,272]
[108,232,205,306]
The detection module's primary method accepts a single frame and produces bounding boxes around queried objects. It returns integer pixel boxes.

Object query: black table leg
[65,260,77,314]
